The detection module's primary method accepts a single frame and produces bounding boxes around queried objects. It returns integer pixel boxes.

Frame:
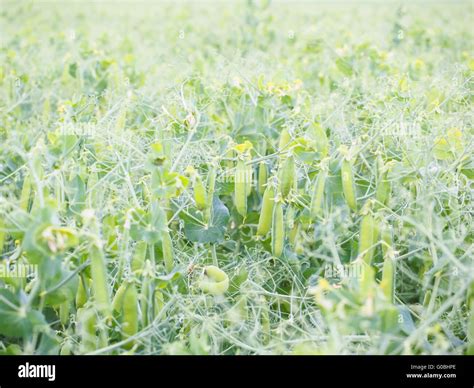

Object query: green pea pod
[234,160,248,217]
[311,123,329,158]
[286,206,295,229]
[76,308,97,354]
[19,173,32,211]
[199,265,229,295]
[112,282,129,313]
[59,300,70,326]
[90,243,111,318]
[194,174,208,210]
[341,157,357,212]
[375,159,392,209]
[206,165,217,208]
[310,164,328,219]
[154,290,164,319]
[423,289,432,310]
[76,276,88,309]
[131,241,147,274]
[381,251,395,303]
[381,224,393,257]
[358,260,376,297]
[288,223,299,247]
[271,201,284,257]
[279,156,295,199]
[258,161,268,196]
[358,212,378,265]
[257,185,275,236]
[204,165,217,223]
[122,283,139,348]
[279,128,291,151]
[161,228,174,273]
[140,275,151,327]
[224,147,234,170]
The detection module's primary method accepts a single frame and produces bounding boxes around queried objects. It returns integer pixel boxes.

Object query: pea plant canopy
[0,0,472,355]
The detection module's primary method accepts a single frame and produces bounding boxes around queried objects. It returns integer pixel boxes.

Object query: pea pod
[381,224,393,257]
[204,165,217,223]
[358,208,379,265]
[257,185,275,236]
[207,165,217,204]
[311,123,329,158]
[140,271,152,327]
[154,290,164,319]
[131,241,147,274]
[279,156,295,199]
[76,308,97,354]
[76,276,88,309]
[199,265,229,295]
[19,173,32,211]
[193,174,208,210]
[234,159,248,217]
[278,128,291,151]
[375,157,393,209]
[90,243,111,317]
[288,223,299,247]
[112,282,129,313]
[340,146,357,212]
[224,147,234,170]
[271,201,284,257]
[59,301,70,326]
[380,251,395,303]
[122,282,139,348]
[257,161,268,196]
[161,228,174,273]
[310,160,329,219]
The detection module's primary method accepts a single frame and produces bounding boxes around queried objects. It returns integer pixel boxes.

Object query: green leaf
[184,196,229,243]
[66,175,86,214]
[0,289,47,338]
[130,203,167,244]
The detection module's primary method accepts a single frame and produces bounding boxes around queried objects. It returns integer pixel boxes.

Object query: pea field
[0,0,473,356]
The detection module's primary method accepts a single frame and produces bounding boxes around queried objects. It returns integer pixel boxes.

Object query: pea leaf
[184,196,229,243]
[130,203,167,244]
[0,289,47,338]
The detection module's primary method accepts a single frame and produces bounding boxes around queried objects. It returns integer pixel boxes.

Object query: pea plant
[0,1,472,355]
